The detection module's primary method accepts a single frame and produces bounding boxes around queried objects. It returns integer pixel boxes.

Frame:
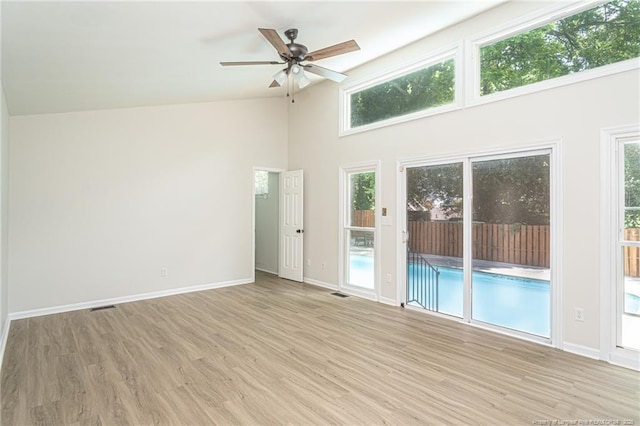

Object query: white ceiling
[1,1,505,116]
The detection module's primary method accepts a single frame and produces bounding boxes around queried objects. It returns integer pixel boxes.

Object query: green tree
[351,59,455,127]
[351,0,639,126]
[351,172,375,211]
[407,156,550,225]
[625,143,640,227]
[481,0,640,95]
[407,163,463,220]
[471,156,550,225]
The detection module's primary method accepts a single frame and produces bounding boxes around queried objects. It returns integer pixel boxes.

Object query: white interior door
[280,170,304,281]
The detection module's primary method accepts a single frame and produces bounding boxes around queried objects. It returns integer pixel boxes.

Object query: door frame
[600,124,640,370]
[397,140,562,347]
[338,161,381,301]
[252,166,285,283]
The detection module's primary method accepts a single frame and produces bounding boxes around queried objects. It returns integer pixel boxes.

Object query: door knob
[296,229,304,233]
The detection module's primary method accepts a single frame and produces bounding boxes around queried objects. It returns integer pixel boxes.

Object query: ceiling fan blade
[306,40,360,61]
[258,28,292,58]
[220,61,283,66]
[303,64,348,83]
[269,80,281,88]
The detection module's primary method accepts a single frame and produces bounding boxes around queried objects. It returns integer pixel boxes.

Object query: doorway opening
[253,168,304,283]
[254,169,281,276]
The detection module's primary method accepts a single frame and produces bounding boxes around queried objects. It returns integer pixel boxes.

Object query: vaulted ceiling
[1,1,505,115]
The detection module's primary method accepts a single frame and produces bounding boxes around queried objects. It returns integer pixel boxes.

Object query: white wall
[255,172,279,274]
[0,88,8,333]
[9,97,287,313]
[287,1,640,352]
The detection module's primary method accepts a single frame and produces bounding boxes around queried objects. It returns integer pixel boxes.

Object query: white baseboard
[303,277,338,291]
[379,296,398,306]
[0,318,10,371]
[255,267,278,275]
[562,342,601,360]
[8,277,253,321]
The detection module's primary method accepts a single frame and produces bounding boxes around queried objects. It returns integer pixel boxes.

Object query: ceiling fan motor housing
[285,43,308,61]
[283,28,308,61]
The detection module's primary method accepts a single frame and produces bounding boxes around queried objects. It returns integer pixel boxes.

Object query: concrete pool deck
[414,253,551,281]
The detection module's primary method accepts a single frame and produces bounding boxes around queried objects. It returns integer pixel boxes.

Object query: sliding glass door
[404,149,553,340]
[406,162,464,316]
[471,153,551,337]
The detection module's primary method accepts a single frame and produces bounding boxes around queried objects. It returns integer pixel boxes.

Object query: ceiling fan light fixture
[273,69,288,86]
[223,28,361,98]
[297,74,311,89]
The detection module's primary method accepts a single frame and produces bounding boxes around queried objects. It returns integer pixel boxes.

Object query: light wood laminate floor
[2,271,639,425]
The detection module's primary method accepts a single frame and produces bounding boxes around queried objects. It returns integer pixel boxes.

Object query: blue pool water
[627,292,640,315]
[407,264,551,337]
[351,254,640,338]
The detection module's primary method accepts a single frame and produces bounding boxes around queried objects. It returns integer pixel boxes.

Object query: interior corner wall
[8,97,288,313]
[0,87,9,332]
[286,1,640,352]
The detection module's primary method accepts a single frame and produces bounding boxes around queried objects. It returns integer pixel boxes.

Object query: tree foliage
[407,156,550,225]
[351,59,455,128]
[625,142,640,227]
[472,156,550,225]
[407,163,463,221]
[351,172,375,211]
[481,0,640,95]
[349,0,638,126]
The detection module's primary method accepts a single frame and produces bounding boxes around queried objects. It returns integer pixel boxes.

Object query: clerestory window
[479,0,640,96]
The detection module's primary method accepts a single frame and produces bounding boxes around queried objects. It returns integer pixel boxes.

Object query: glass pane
[622,246,640,350]
[621,141,640,350]
[624,142,640,236]
[254,170,269,196]
[471,155,551,337]
[406,163,463,317]
[349,172,375,227]
[350,58,455,128]
[348,230,374,289]
[480,0,640,95]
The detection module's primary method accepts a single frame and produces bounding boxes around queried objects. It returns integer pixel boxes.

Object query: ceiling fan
[220,28,360,99]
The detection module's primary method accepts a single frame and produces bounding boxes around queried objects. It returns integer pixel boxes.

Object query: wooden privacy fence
[352,210,375,227]
[407,221,550,268]
[353,210,640,276]
[625,228,640,278]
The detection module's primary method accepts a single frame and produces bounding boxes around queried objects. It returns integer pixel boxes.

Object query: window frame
[600,124,640,371]
[338,161,382,301]
[339,44,463,137]
[466,0,640,107]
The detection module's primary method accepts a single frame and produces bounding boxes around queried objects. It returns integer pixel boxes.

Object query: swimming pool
[350,255,640,338]
[407,264,550,337]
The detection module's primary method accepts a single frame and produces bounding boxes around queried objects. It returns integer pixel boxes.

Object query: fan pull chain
[286,74,290,100]
[290,75,295,103]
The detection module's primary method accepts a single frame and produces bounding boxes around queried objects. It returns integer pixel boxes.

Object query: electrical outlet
[306,259,311,266]
[160,267,168,278]
[321,262,326,270]
[386,273,392,283]
[575,308,584,322]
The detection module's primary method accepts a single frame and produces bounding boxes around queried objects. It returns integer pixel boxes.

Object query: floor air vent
[89,305,116,312]
[331,292,348,298]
